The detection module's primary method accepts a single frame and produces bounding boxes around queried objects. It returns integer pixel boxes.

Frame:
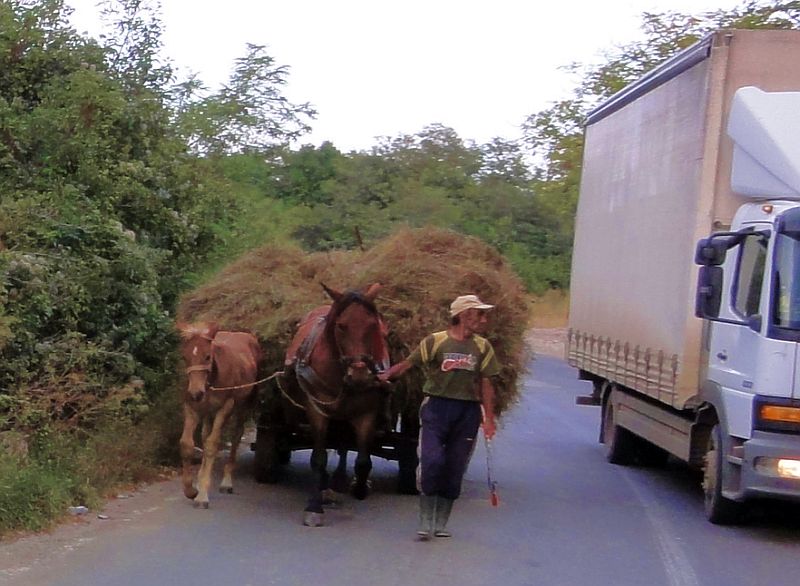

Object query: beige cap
[449,294,495,317]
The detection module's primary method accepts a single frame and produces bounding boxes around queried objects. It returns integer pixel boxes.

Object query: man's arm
[480,376,497,439]
[377,359,413,383]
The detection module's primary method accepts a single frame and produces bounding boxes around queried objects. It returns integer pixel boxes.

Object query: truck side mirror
[695,238,729,266]
[696,266,723,318]
[695,229,770,266]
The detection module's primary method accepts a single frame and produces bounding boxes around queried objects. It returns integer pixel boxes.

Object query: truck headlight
[778,459,800,479]
[754,457,800,479]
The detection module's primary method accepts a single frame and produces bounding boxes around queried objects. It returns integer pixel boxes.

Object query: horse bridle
[184,338,216,382]
[185,364,212,374]
[339,354,381,375]
[331,298,384,376]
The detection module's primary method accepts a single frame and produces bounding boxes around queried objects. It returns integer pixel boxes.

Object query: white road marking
[623,470,701,586]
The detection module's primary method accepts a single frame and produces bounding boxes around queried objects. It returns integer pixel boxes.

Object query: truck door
[707,228,771,437]
[771,224,800,400]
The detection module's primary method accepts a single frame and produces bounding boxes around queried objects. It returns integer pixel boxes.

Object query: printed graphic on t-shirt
[441,352,477,372]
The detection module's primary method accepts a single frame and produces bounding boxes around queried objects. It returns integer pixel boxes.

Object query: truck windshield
[773,220,800,330]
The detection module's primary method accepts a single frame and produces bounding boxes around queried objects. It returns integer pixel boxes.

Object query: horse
[282,283,389,526]
[177,322,262,509]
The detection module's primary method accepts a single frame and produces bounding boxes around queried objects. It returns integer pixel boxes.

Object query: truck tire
[703,424,744,525]
[253,426,282,484]
[602,399,637,465]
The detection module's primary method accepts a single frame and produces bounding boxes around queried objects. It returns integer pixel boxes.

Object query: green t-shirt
[408,331,501,402]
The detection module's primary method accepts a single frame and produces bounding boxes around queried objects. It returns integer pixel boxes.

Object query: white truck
[568,29,800,523]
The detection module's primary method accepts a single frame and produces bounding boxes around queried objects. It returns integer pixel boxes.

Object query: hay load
[177,226,530,415]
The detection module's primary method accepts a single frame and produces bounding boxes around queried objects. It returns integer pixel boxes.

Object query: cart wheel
[279,447,291,465]
[253,426,282,484]
[397,451,418,495]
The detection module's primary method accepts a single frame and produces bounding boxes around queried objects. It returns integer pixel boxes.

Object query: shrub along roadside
[0,389,181,537]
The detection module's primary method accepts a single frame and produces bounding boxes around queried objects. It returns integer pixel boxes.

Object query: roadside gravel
[525,327,567,359]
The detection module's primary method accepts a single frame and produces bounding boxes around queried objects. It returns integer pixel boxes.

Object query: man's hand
[483,417,496,440]
[378,359,412,384]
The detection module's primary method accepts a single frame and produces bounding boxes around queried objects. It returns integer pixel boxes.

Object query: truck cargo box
[568,29,800,408]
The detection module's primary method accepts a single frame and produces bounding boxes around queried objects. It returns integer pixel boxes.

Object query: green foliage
[0,450,77,533]
[0,407,177,535]
[0,0,312,470]
[1,0,194,420]
[225,124,569,292]
[172,44,317,155]
[519,0,800,290]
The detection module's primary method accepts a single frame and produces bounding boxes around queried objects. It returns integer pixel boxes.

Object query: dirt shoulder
[525,327,567,359]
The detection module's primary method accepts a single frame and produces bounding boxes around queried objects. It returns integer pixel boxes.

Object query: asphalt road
[2,355,799,586]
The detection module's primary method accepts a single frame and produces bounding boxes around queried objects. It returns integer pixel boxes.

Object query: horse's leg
[329,447,349,494]
[195,399,235,509]
[303,409,329,527]
[201,417,211,447]
[220,405,246,494]
[180,404,201,500]
[350,412,376,501]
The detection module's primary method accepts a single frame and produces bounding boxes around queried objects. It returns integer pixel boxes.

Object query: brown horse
[283,283,389,526]
[177,322,262,508]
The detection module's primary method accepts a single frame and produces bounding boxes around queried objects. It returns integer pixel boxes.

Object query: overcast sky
[66,0,745,152]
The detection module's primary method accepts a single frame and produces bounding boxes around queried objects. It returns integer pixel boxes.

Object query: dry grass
[529,289,569,328]
[177,226,529,415]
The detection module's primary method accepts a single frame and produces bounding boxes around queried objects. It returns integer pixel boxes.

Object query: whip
[484,435,499,507]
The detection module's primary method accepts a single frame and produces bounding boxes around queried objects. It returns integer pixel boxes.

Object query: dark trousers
[418,396,481,499]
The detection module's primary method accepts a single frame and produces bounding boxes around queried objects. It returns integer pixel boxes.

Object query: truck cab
[695,87,800,520]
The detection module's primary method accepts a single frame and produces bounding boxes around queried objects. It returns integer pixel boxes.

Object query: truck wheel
[253,426,282,484]
[603,399,636,465]
[703,424,743,524]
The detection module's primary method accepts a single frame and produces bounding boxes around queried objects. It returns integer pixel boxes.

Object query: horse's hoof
[193,500,209,509]
[219,486,233,494]
[184,488,199,500]
[303,511,324,527]
[321,489,341,505]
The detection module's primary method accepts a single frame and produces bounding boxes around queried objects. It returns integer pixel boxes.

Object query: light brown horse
[283,283,389,526]
[178,322,262,508]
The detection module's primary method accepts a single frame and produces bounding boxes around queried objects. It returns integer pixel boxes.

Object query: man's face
[461,308,489,335]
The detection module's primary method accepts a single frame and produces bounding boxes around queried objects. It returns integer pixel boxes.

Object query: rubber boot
[417,495,436,541]
[434,496,454,537]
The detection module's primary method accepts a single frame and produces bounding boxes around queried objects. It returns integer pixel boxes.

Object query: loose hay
[177,227,530,416]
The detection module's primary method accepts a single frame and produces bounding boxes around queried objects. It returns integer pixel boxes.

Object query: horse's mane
[179,322,216,341]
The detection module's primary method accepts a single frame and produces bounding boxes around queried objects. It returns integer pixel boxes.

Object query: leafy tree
[0,0,316,435]
[173,43,317,155]
[269,141,345,204]
[519,0,800,289]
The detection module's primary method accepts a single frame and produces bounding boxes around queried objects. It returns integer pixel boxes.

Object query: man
[378,294,499,541]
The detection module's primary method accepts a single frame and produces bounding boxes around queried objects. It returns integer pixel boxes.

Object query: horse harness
[286,309,386,417]
[184,336,276,392]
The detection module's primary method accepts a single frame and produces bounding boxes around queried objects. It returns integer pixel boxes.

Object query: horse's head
[323,283,386,388]
[177,321,219,402]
